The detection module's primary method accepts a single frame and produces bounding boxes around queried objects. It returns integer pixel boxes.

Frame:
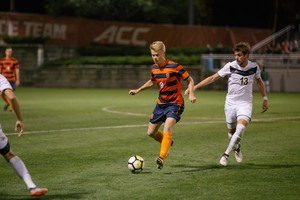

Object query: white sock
[225,124,245,155]
[9,156,37,189]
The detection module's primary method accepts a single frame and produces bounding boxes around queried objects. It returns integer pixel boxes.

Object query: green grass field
[0,88,299,200]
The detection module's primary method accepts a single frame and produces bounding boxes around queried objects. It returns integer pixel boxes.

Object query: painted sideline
[4,106,300,136]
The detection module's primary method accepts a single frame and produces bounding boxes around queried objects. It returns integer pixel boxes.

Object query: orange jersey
[151,59,190,106]
[0,57,20,81]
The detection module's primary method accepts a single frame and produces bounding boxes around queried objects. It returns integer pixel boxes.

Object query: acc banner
[0,12,272,48]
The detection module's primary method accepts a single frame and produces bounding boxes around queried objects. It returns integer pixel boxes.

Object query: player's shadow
[0,192,87,200]
[172,163,300,173]
[172,164,222,173]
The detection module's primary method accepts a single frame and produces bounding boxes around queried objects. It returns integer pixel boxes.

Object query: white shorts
[224,103,252,129]
[0,127,8,150]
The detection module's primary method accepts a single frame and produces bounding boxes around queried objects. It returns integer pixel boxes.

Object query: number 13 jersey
[217,60,261,106]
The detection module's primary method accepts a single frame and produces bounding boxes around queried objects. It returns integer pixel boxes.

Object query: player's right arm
[129,79,154,95]
[194,73,220,90]
[185,73,221,95]
[3,88,24,136]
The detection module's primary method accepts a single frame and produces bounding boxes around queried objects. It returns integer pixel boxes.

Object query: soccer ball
[127,155,144,173]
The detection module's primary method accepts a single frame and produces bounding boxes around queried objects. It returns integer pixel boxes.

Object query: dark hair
[233,42,251,55]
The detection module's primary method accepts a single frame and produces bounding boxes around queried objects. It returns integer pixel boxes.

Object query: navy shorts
[0,142,10,156]
[9,81,16,91]
[150,104,184,124]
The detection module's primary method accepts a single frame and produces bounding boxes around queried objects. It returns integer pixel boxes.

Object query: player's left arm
[185,76,196,104]
[256,78,268,113]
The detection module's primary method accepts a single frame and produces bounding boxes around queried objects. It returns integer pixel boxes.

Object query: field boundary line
[4,106,300,136]
[102,106,149,116]
[102,105,300,121]
[6,121,224,136]
[5,116,300,136]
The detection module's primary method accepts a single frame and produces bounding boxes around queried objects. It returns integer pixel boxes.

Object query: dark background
[0,0,299,30]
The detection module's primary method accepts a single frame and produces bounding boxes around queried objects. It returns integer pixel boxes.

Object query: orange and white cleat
[30,187,48,197]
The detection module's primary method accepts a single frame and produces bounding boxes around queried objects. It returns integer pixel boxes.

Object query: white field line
[5,121,224,136]
[5,107,300,136]
[102,106,149,117]
[102,106,300,121]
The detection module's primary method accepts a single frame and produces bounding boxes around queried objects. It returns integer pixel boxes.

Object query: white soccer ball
[128,155,144,173]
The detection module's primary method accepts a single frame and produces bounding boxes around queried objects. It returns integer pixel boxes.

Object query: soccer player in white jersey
[186,42,268,166]
[0,74,48,197]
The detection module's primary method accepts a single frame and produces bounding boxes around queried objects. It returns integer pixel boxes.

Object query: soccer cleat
[219,153,229,166]
[234,144,243,163]
[3,104,9,111]
[156,157,164,169]
[30,187,48,197]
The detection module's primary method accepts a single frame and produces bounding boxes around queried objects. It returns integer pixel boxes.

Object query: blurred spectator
[290,39,299,52]
[281,40,290,63]
[281,40,290,54]
[266,42,275,54]
[213,42,224,68]
[204,44,214,54]
[214,42,225,54]
[273,42,282,54]
[261,67,270,92]
[204,44,214,71]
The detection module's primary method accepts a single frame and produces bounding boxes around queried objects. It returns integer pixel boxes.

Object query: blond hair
[149,41,166,52]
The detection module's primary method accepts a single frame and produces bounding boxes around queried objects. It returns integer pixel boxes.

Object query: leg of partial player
[9,155,37,189]
[5,151,48,197]
[2,94,10,111]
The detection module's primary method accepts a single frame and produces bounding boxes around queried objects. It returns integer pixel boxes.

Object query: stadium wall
[21,65,300,92]
[1,46,299,92]
[25,65,205,89]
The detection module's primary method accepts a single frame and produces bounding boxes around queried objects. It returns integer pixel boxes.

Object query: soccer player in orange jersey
[129,41,197,169]
[0,47,20,112]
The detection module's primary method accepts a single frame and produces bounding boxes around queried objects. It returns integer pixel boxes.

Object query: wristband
[263,96,268,101]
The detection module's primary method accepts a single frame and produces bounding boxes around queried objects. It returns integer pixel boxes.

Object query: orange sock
[154,130,163,143]
[159,132,172,160]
